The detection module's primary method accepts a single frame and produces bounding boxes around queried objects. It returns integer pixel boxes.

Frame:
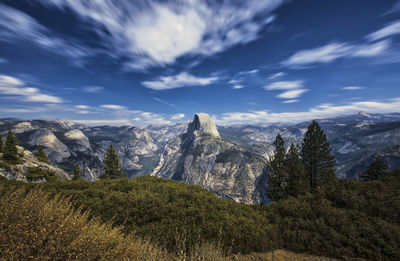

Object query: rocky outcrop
[29,129,71,162]
[0,146,70,181]
[152,113,267,204]
[187,113,220,138]
[65,129,91,151]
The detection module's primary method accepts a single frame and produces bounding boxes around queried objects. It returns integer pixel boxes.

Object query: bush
[25,166,60,182]
[0,188,168,260]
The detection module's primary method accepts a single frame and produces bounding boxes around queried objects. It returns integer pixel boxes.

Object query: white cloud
[100,104,127,110]
[342,86,364,90]
[277,89,308,99]
[282,99,299,104]
[214,98,400,126]
[0,74,63,103]
[233,85,244,89]
[0,4,92,64]
[264,80,303,90]
[283,40,390,67]
[40,0,284,69]
[269,72,286,80]
[82,86,104,93]
[75,105,90,109]
[171,113,185,120]
[142,72,217,90]
[368,20,400,41]
[264,80,308,101]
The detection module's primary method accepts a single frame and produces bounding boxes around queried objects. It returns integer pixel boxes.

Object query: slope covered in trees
[1,171,400,260]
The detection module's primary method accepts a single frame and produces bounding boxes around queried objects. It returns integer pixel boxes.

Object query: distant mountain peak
[187,113,220,138]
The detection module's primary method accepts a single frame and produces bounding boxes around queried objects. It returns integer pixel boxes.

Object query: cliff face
[0,146,70,182]
[153,113,268,204]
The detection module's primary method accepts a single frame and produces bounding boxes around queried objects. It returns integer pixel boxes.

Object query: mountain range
[1,111,400,204]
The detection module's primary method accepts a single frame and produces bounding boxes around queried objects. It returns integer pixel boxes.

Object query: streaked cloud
[214,98,400,125]
[100,104,127,110]
[40,0,284,70]
[264,80,307,102]
[171,113,185,120]
[153,97,178,108]
[269,72,286,80]
[342,86,364,90]
[0,75,63,103]
[283,40,390,67]
[0,58,7,64]
[277,89,308,99]
[82,86,104,93]
[264,80,303,90]
[368,20,400,41]
[142,72,217,90]
[282,99,299,104]
[0,3,92,65]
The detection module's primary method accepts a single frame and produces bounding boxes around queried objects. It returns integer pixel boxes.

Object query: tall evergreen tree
[301,120,336,192]
[72,163,82,180]
[101,144,123,179]
[363,155,388,181]
[285,143,308,197]
[35,144,49,164]
[3,130,19,163]
[0,134,3,153]
[267,134,288,201]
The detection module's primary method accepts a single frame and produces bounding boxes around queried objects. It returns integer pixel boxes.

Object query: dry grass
[231,250,340,261]
[0,187,231,260]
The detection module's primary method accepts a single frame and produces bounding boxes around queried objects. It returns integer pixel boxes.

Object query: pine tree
[267,134,288,201]
[101,144,123,179]
[285,143,308,197]
[363,155,388,181]
[35,144,49,164]
[72,163,82,180]
[3,130,19,163]
[0,134,3,153]
[301,120,336,192]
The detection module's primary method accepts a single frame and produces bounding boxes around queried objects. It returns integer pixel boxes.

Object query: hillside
[1,174,399,260]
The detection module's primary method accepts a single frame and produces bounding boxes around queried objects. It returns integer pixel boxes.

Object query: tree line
[267,120,397,201]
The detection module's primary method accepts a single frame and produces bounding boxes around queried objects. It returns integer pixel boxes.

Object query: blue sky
[0,0,400,126]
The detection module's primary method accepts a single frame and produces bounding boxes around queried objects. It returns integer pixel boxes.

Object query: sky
[0,0,400,126]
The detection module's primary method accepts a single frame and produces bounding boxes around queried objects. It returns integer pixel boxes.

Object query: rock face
[0,146,70,181]
[152,113,268,204]
[29,129,71,163]
[187,113,220,138]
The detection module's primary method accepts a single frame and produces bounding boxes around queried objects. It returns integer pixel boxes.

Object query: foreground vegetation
[1,173,399,260]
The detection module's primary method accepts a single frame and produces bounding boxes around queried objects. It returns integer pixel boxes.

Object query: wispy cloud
[40,0,284,70]
[0,58,7,64]
[171,113,185,120]
[264,80,308,102]
[97,103,172,126]
[283,40,390,67]
[153,97,178,108]
[264,80,303,90]
[342,86,364,90]
[0,3,92,65]
[282,99,299,104]
[232,85,244,89]
[368,20,400,41]
[268,72,286,80]
[142,72,217,90]
[100,104,126,110]
[214,98,400,125]
[0,75,63,103]
[82,86,104,93]
[277,89,308,99]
